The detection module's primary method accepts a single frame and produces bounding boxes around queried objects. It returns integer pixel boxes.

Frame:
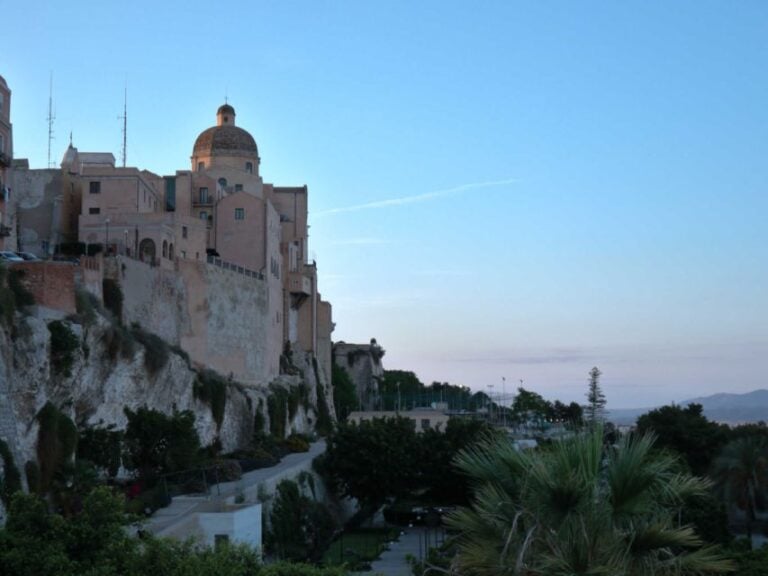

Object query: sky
[3,1,767,408]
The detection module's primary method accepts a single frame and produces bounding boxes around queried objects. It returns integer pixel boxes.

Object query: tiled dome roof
[193,124,258,157]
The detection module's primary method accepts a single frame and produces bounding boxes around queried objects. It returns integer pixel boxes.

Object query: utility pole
[502,377,507,427]
[119,84,127,167]
[47,73,55,168]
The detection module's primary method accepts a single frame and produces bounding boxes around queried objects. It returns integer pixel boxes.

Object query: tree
[122,407,201,478]
[268,479,336,562]
[585,366,606,425]
[331,362,357,421]
[712,436,768,545]
[447,429,735,575]
[317,416,419,514]
[636,403,729,476]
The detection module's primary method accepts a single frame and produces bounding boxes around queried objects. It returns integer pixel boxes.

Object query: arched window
[169,243,174,260]
[218,177,227,189]
[139,238,156,264]
[162,240,168,258]
[197,162,204,172]
[245,162,253,174]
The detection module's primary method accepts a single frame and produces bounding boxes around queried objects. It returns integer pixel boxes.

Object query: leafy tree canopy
[636,403,729,475]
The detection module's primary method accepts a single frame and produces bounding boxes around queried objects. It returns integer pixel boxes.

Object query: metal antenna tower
[119,84,127,167]
[46,73,56,168]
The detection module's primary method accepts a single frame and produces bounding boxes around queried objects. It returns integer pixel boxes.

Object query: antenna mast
[47,73,55,168]
[119,84,127,167]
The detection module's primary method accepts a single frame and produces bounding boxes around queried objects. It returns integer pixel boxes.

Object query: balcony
[288,271,312,296]
[192,197,214,207]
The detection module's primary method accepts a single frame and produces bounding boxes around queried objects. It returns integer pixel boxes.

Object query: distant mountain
[608,389,768,426]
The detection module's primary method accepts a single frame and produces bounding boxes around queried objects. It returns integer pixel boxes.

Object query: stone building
[0,75,14,249]
[9,97,334,389]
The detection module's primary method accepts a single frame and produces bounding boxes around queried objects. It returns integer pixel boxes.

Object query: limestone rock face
[0,306,329,498]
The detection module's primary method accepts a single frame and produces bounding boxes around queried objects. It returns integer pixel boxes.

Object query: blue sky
[4,1,767,407]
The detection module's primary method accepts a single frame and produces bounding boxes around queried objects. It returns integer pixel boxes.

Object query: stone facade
[333,340,386,410]
[7,100,333,391]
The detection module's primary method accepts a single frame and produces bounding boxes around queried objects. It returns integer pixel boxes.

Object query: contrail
[314,177,520,217]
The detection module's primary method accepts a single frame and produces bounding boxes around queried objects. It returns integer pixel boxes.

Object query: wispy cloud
[314,177,520,217]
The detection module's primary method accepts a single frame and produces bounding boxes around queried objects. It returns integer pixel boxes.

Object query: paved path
[362,527,428,576]
[146,440,326,536]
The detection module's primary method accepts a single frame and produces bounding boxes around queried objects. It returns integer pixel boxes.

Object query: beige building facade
[10,100,332,388]
[0,75,14,249]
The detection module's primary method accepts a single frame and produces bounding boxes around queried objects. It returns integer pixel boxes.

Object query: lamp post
[502,377,507,428]
[105,218,111,255]
[487,384,494,424]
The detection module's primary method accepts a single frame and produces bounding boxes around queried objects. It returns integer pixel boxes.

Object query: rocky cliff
[0,295,334,518]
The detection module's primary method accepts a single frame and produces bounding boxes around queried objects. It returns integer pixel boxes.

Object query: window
[235,184,243,192]
[199,187,209,203]
[182,226,188,239]
[421,419,431,430]
[197,162,204,172]
[162,240,168,258]
[89,181,101,194]
[245,162,253,174]
[0,133,4,153]
[89,207,100,215]
[165,177,176,212]
[234,208,245,220]
[218,177,227,189]
[200,211,208,221]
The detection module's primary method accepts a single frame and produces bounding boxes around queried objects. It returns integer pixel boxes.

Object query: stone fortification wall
[110,255,280,386]
[11,261,77,314]
[332,340,385,410]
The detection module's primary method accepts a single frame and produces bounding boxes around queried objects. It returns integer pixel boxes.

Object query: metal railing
[206,254,264,280]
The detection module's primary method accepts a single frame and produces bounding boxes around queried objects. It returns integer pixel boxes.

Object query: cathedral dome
[192,104,258,159]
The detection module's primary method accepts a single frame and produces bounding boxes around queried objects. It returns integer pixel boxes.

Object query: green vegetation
[448,428,735,575]
[122,407,201,478]
[103,320,136,361]
[331,362,357,420]
[267,384,309,438]
[0,266,34,327]
[585,365,607,425]
[267,479,336,562]
[636,403,730,476]
[35,403,78,494]
[0,439,22,507]
[0,486,344,576]
[76,424,123,479]
[312,357,333,435]
[194,369,228,430]
[7,269,34,307]
[101,278,123,321]
[129,322,170,374]
[47,320,79,377]
[712,436,768,544]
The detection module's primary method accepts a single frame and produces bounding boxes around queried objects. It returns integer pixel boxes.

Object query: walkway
[146,440,326,536]
[362,527,442,576]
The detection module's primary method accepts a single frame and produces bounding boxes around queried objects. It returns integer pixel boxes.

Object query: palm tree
[712,436,768,546]
[446,429,734,575]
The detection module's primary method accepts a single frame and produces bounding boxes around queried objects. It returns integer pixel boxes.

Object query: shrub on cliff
[0,438,22,507]
[194,370,228,431]
[101,278,123,321]
[130,323,170,375]
[123,407,201,478]
[48,320,79,377]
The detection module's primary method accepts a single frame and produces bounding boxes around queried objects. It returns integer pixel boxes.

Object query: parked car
[0,251,24,262]
[15,252,40,261]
